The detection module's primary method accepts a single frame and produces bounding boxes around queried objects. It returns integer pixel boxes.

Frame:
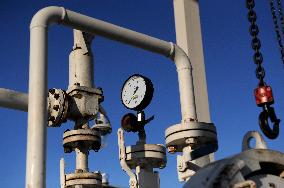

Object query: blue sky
[0,0,283,188]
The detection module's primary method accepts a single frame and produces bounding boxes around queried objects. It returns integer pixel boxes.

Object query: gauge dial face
[121,75,153,111]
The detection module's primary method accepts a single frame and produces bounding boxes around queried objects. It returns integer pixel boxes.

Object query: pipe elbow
[30,6,66,29]
[171,44,192,71]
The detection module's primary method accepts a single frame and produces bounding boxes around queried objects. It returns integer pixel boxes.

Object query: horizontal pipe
[30,6,173,57]
[27,6,197,188]
[0,88,28,112]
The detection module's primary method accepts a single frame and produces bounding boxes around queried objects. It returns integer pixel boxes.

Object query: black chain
[269,0,284,65]
[277,0,284,35]
[246,0,265,85]
[246,0,281,139]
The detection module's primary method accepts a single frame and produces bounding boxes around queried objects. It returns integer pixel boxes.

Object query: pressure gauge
[121,74,154,111]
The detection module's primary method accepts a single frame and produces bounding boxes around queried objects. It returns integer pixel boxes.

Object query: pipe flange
[125,144,167,169]
[63,129,101,153]
[48,88,68,127]
[165,122,218,152]
[65,172,102,188]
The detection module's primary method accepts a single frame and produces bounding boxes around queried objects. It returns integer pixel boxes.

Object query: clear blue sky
[0,0,283,188]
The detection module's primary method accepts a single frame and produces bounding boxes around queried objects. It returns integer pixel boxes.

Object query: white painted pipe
[30,7,172,57]
[75,148,89,172]
[27,6,197,188]
[26,25,48,188]
[60,158,66,188]
[0,88,28,112]
[172,45,197,122]
[69,30,94,88]
[173,0,211,123]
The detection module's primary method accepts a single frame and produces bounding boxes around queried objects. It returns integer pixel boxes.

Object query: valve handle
[259,105,280,139]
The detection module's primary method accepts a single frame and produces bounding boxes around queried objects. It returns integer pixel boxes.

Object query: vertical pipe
[75,148,89,171]
[60,158,66,188]
[173,0,215,164]
[173,0,211,123]
[69,30,94,88]
[174,45,197,122]
[26,27,48,188]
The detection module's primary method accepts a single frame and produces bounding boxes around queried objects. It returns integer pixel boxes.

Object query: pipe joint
[30,6,66,29]
[171,44,197,121]
[172,45,193,71]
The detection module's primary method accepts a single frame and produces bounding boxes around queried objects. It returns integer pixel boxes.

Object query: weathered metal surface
[65,172,102,187]
[67,85,103,121]
[242,131,267,151]
[48,88,69,127]
[183,149,284,188]
[165,122,217,152]
[125,144,167,169]
[165,122,218,182]
[63,129,101,152]
[233,180,256,188]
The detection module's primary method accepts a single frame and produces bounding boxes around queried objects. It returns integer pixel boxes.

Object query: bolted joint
[47,88,69,127]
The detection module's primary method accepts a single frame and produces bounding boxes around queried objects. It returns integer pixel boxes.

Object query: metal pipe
[30,7,172,57]
[75,148,89,172]
[27,6,197,188]
[26,26,48,188]
[60,158,66,188]
[69,29,94,88]
[173,0,211,123]
[172,45,197,122]
[0,88,28,112]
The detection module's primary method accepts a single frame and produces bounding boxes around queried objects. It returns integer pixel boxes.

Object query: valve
[254,84,280,139]
[121,111,154,133]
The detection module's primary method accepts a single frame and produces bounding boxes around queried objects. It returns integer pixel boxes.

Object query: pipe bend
[171,44,193,71]
[30,6,66,29]
[170,44,197,122]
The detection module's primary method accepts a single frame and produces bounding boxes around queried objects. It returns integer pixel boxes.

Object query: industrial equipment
[118,75,166,188]
[0,1,283,188]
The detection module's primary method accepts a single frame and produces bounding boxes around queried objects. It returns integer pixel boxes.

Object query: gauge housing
[121,74,154,111]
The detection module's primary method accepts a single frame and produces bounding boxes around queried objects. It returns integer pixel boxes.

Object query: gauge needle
[133,86,139,95]
[128,86,139,104]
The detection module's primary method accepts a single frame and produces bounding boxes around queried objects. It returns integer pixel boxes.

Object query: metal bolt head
[54,93,60,99]
[185,138,197,146]
[53,105,59,111]
[49,89,55,94]
[168,146,177,154]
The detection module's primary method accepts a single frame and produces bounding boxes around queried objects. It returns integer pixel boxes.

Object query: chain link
[269,0,284,64]
[246,0,281,140]
[277,0,284,35]
[246,0,265,85]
